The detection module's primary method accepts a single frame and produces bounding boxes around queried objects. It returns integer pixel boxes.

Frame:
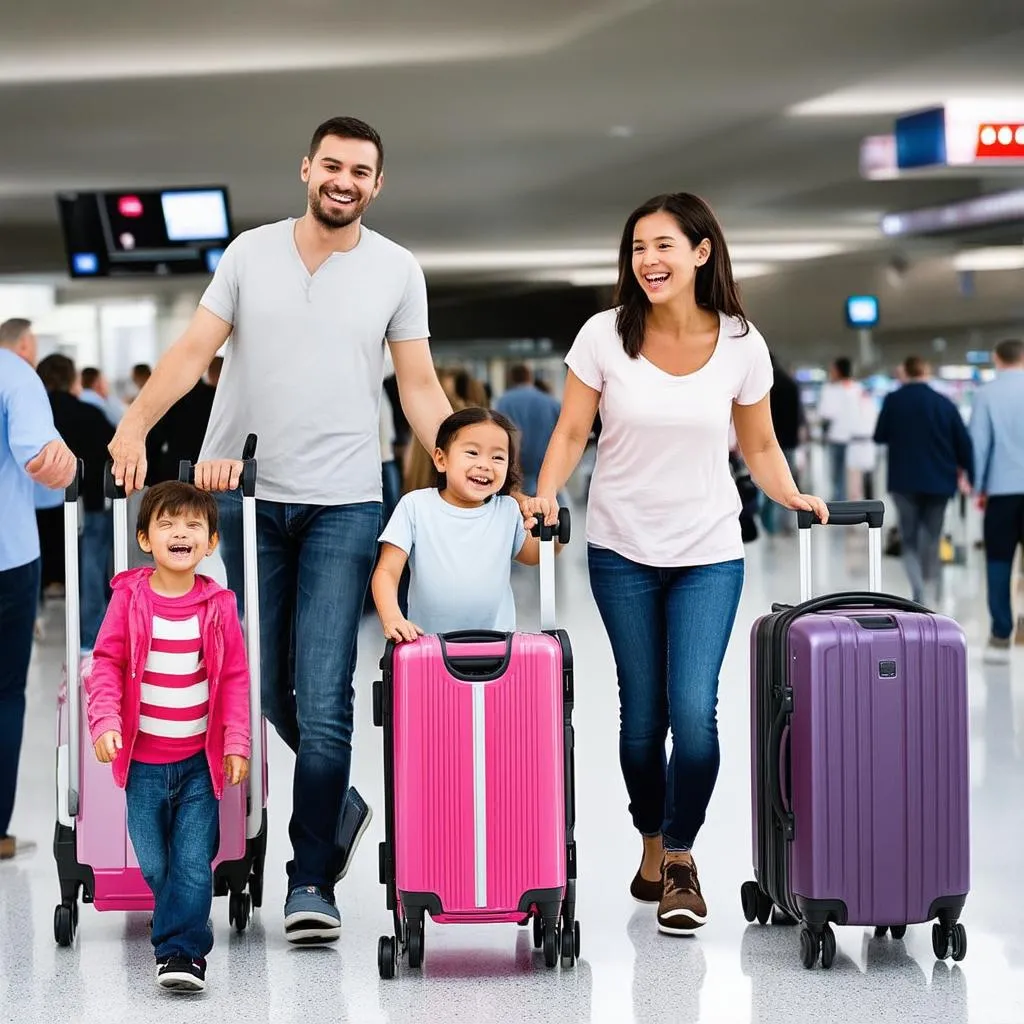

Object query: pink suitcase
[373,510,577,978]
[52,438,268,946]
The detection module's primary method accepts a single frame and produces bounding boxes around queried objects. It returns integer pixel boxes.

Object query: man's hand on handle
[108,421,148,495]
[193,460,243,492]
[26,439,77,490]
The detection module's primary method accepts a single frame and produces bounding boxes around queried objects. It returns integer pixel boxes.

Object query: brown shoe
[630,868,662,904]
[0,835,37,861]
[657,854,707,933]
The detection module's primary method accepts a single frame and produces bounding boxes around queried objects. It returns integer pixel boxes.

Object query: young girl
[372,406,555,640]
[85,481,250,994]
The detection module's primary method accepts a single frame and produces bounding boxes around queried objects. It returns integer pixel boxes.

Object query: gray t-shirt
[198,218,429,504]
[379,488,527,635]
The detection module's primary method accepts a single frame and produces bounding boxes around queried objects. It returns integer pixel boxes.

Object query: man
[108,116,451,944]
[816,356,860,501]
[0,318,77,860]
[80,367,125,426]
[495,364,561,496]
[971,339,1024,663]
[38,354,116,649]
[873,356,974,606]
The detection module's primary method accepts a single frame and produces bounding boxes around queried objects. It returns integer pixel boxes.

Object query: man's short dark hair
[995,339,1024,366]
[834,357,853,380]
[903,356,927,379]
[308,116,384,175]
[37,353,76,393]
[0,317,31,347]
[138,481,219,538]
[508,363,532,386]
[132,363,152,380]
[81,367,101,390]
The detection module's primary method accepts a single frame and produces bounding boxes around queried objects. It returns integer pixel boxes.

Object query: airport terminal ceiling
[3,0,1024,348]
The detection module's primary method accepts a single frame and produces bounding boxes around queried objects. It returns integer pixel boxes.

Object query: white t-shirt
[816,380,862,444]
[565,309,773,567]
[198,219,430,504]
[379,488,528,634]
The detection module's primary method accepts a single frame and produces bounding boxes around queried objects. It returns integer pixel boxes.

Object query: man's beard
[309,185,368,229]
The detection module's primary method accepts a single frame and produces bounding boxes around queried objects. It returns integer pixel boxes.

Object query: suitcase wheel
[800,924,836,970]
[378,935,397,979]
[542,920,559,969]
[740,881,773,926]
[408,915,425,970]
[875,925,907,940]
[559,919,580,969]
[54,902,77,947]
[228,891,251,933]
[532,913,543,950]
[932,921,967,962]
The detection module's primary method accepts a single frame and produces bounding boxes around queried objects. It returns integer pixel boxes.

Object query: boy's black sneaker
[157,955,206,993]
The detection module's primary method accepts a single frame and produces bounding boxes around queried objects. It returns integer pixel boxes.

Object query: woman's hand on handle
[523,494,560,532]
[783,491,829,524]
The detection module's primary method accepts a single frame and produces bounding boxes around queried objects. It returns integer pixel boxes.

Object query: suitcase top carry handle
[438,633,514,681]
[798,500,885,600]
[178,433,259,498]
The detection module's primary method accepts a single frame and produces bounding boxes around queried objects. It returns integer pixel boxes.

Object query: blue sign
[846,295,879,328]
[895,107,948,169]
[72,252,99,275]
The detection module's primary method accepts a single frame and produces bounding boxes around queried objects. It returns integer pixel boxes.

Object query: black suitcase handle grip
[178,433,258,496]
[65,459,85,503]
[793,591,929,616]
[103,461,126,500]
[798,500,884,530]
[530,506,571,544]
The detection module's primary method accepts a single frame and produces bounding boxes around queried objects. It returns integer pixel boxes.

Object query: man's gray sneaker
[284,886,341,945]
[334,787,373,883]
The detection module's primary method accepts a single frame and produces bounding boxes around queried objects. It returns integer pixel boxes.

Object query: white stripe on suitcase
[472,684,487,908]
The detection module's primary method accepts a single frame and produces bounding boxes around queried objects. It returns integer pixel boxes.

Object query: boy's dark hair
[138,481,219,538]
[434,406,522,496]
[308,116,384,175]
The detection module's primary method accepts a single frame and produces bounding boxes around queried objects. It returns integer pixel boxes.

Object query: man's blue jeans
[217,491,382,890]
[125,753,218,960]
[80,509,112,650]
[0,558,40,838]
[587,546,744,851]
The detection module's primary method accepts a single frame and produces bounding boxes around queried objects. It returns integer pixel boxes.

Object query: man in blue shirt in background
[971,338,1024,663]
[495,364,561,497]
[873,355,974,606]
[0,317,77,860]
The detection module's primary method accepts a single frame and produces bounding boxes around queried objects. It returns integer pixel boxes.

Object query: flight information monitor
[56,186,233,278]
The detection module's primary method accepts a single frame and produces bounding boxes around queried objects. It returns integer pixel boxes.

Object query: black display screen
[56,187,233,278]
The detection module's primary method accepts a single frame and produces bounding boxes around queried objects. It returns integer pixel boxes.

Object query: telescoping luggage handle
[796,500,884,602]
[179,433,262,841]
[534,506,571,633]
[63,461,85,817]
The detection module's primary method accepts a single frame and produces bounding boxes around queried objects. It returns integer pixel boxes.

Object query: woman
[525,193,827,935]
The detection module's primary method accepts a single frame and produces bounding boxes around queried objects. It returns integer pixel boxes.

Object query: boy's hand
[224,755,249,786]
[383,618,424,643]
[94,731,122,763]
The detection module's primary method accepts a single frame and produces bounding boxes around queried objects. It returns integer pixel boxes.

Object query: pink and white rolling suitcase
[373,509,577,978]
[52,437,268,945]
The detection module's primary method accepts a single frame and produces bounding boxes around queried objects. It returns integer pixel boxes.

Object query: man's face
[301,135,382,231]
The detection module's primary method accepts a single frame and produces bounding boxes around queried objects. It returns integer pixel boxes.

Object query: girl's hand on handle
[224,755,249,786]
[523,494,560,531]
[194,460,243,492]
[783,491,830,524]
[383,618,424,644]
[94,731,122,763]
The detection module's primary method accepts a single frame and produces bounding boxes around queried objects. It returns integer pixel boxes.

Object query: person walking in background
[495,363,562,496]
[38,354,117,649]
[80,367,125,426]
[128,364,152,402]
[873,355,974,606]
[847,384,879,502]
[761,352,805,535]
[816,356,860,501]
[970,339,1024,663]
[0,317,77,860]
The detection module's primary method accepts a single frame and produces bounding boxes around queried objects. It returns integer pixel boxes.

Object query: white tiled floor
[3,511,1023,1023]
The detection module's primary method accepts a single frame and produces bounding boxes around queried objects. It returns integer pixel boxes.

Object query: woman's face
[631,211,710,306]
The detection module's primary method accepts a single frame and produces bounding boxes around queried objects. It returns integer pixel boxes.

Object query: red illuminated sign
[118,195,143,217]
[976,124,1024,159]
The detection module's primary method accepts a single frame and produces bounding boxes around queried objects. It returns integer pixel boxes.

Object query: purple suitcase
[742,500,970,970]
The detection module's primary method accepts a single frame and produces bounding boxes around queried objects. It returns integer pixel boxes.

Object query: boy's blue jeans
[125,753,218,960]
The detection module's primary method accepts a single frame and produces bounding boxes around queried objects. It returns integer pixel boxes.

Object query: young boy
[86,481,250,993]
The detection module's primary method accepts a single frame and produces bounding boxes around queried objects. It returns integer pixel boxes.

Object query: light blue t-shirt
[0,348,61,571]
[379,488,527,635]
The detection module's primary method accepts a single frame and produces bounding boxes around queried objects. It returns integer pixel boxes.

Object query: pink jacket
[85,568,251,799]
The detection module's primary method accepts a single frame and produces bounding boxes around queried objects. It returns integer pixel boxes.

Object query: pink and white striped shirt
[131,591,209,765]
